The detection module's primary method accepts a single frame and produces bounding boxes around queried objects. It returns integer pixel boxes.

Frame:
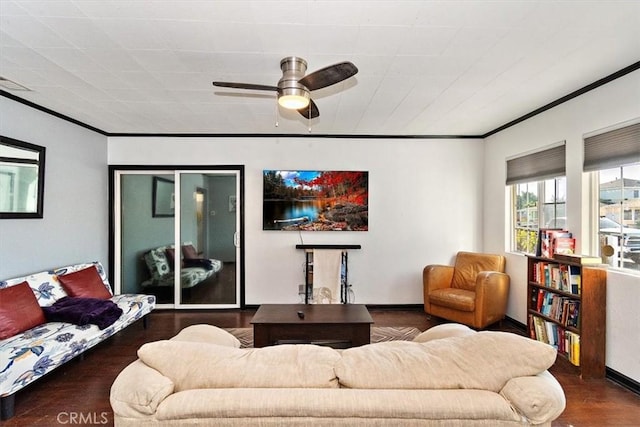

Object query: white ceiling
[1,0,639,136]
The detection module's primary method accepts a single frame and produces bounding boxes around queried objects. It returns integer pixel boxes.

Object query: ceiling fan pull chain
[275,100,279,127]
[308,104,312,133]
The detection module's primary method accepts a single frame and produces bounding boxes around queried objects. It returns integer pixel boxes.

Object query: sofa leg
[1,394,15,420]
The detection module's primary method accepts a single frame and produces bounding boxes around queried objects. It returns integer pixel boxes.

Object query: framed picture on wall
[152,176,175,217]
[263,170,368,231]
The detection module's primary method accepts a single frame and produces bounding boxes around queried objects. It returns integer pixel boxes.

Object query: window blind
[583,122,640,171]
[506,143,566,185]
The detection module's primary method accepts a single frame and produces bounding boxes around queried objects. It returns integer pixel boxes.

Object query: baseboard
[243,304,424,310]
[606,367,640,396]
[504,316,527,332]
[365,304,424,310]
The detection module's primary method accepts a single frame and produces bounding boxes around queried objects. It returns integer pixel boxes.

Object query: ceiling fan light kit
[278,89,310,110]
[277,56,310,109]
[212,56,358,122]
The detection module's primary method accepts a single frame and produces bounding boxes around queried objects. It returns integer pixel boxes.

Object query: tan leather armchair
[423,251,510,329]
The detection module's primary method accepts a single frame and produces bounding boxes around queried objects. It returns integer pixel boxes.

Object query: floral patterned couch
[141,244,223,289]
[0,261,155,420]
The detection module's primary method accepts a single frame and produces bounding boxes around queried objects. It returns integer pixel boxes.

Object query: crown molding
[3,60,639,140]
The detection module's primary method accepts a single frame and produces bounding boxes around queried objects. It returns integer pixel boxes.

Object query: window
[584,121,640,272]
[507,142,567,255]
[512,177,566,254]
[597,164,640,271]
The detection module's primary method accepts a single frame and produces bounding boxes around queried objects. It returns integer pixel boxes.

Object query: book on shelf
[552,253,602,264]
[566,301,580,328]
[536,228,563,257]
[569,265,581,294]
[567,331,581,366]
[536,288,545,312]
[553,236,576,255]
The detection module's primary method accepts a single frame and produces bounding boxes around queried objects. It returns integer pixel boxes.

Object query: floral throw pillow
[144,247,171,280]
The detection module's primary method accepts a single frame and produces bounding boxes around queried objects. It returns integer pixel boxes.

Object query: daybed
[141,243,222,289]
[0,261,155,419]
[111,323,566,426]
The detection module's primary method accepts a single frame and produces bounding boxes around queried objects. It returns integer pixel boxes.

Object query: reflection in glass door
[113,167,242,309]
[176,171,240,308]
[117,172,176,305]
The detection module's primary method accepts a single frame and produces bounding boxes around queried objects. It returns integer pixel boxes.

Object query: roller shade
[583,123,640,171]
[506,143,566,185]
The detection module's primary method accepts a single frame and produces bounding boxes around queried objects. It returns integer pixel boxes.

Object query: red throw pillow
[165,248,183,267]
[58,266,112,299]
[0,281,46,339]
[181,244,198,260]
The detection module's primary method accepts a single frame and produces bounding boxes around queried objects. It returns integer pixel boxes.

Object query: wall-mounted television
[263,170,368,231]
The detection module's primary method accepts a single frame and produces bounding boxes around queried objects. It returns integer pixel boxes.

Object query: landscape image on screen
[263,170,368,231]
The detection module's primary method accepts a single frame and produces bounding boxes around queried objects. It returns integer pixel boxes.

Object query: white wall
[0,97,109,278]
[108,136,484,305]
[483,70,640,381]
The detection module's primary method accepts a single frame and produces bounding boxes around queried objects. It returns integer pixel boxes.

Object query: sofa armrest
[110,359,174,418]
[500,370,566,424]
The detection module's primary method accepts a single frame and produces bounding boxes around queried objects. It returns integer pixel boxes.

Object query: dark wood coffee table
[251,304,374,348]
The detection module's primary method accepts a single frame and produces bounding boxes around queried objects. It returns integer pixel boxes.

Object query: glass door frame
[109,165,245,309]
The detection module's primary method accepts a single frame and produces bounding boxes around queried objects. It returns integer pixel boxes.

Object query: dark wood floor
[4,308,639,426]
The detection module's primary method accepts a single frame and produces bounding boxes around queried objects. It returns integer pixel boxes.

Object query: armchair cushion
[429,288,475,312]
[451,251,506,291]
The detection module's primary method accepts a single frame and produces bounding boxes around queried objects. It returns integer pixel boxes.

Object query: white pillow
[138,341,341,392]
[413,323,475,343]
[336,331,557,392]
[170,324,240,348]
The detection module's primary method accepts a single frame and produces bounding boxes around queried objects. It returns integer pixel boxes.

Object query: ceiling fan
[212,57,358,119]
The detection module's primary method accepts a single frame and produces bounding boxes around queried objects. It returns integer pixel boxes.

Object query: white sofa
[0,261,155,419]
[111,324,566,426]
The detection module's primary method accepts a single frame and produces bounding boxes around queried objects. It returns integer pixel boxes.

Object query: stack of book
[531,260,581,293]
[529,315,581,366]
[537,228,575,258]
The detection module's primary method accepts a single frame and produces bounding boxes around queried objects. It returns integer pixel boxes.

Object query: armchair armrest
[423,265,454,293]
[423,265,455,309]
[474,271,510,326]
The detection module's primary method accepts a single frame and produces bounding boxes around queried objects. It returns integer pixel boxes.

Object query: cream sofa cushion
[138,341,340,392]
[170,324,240,347]
[109,359,174,417]
[413,323,475,343]
[500,370,566,424]
[336,331,557,392]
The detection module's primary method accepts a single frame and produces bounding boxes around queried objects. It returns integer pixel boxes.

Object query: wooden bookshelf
[526,255,606,379]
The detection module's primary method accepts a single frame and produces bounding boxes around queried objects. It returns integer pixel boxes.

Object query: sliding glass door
[112,167,243,309]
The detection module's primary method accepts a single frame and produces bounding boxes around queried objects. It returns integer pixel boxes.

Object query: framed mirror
[152,176,175,217]
[0,136,46,219]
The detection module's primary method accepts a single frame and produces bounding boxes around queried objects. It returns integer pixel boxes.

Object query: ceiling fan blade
[212,81,278,92]
[298,62,358,91]
[297,99,319,119]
